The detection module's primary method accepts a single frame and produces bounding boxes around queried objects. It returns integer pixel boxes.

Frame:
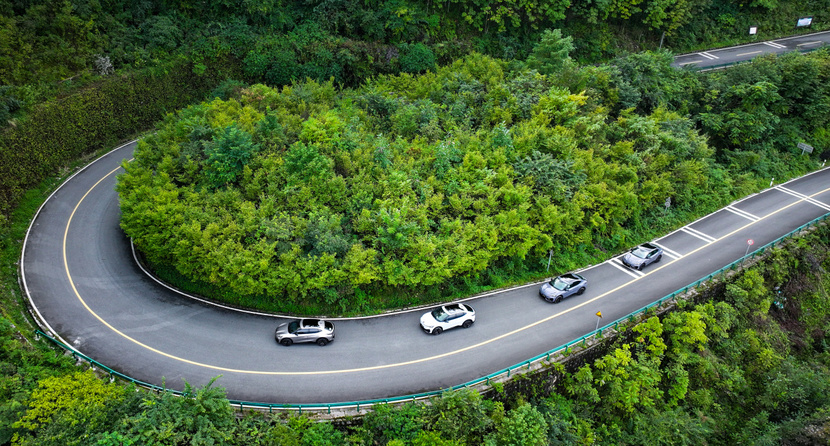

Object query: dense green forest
[4,224,830,445]
[2,0,829,218]
[118,46,829,314]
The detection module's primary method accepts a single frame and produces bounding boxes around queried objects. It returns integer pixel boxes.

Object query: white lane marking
[608,257,644,278]
[699,52,719,60]
[764,41,786,48]
[776,186,830,211]
[726,205,760,221]
[797,41,823,47]
[737,50,762,57]
[680,226,717,243]
[679,60,703,66]
[650,241,680,259]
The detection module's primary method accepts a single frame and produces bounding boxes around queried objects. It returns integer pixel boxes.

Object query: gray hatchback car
[622,243,663,270]
[275,319,335,346]
[539,273,587,303]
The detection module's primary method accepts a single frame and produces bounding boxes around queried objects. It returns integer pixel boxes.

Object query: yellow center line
[64,169,830,375]
[737,51,763,57]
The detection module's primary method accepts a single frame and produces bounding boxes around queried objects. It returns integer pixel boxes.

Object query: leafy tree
[12,371,140,446]
[203,123,262,188]
[525,29,575,75]
[120,378,236,445]
[485,403,547,446]
[399,43,437,74]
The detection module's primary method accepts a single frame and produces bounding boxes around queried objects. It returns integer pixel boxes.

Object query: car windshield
[431,308,449,322]
[631,247,650,259]
[287,321,300,333]
[551,277,569,291]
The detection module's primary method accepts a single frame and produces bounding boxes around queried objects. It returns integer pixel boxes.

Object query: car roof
[560,273,584,281]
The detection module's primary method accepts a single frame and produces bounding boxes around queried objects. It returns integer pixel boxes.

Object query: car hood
[420,313,438,327]
[540,282,564,297]
[275,323,290,337]
[624,253,646,265]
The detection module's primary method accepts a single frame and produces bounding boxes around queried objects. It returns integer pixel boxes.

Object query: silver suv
[275,319,335,346]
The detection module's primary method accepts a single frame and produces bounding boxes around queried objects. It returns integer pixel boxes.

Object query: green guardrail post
[328,405,331,414]
[581,337,586,348]
[507,368,511,377]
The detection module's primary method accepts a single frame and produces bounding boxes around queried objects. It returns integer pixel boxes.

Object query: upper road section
[672,30,830,70]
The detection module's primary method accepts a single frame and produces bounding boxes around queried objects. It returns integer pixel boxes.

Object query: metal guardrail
[35,212,830,415]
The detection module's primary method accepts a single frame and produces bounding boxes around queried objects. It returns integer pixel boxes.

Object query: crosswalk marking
[680,227,716,243]
[726,205,759,221]
[776,186,830,211]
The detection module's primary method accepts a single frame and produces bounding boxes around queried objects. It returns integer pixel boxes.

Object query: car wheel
[637,263,643,271]
[316,338,328,346]
[280,338,292,346]
[462,319,473,329]
[433,327,443,335]
[554,295,563,304]
[576,287,586,295]
[655,254,662,263]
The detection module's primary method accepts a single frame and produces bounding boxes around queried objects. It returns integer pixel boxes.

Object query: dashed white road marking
[680,226,717,243]
[764,41,786,49]
[776,186,830,211]
[726,205,760,222]
[650,241,680,260]
[608,257,644,278]
[699,51,719,60]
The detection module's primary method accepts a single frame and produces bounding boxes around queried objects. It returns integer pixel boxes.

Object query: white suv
[420,303,476,335]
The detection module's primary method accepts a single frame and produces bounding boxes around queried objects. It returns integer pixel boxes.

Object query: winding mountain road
[21,140,830,404]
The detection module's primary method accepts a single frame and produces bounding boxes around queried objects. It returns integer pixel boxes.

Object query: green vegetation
[2,0,830,444]
[4,223,830,445]
[2,0,828,218]
[118,48,828,315]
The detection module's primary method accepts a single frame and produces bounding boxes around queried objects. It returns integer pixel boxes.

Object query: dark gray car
[275,319,335,346]
[539,273,587,303]
[622,243,663,270]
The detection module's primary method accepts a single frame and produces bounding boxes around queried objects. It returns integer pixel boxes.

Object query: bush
[398,43,436,74]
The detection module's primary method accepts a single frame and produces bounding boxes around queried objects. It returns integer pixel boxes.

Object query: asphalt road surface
[21,141,830,404]
[673,30,830,70]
